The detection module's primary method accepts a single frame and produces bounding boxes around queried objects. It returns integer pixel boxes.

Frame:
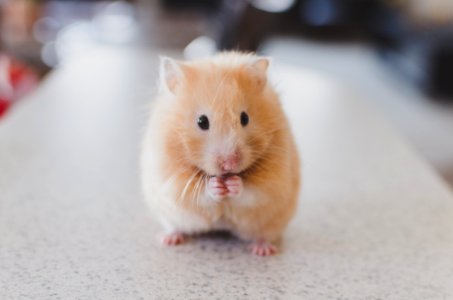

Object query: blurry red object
[0,54,38,118]
[0,97,11,117]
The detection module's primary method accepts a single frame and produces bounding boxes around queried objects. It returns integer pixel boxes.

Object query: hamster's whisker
[192,176,199,209]
[267,146,291,156]
[179,169,199,203]
[249,127,282,137]
[194,169,208,209]
[241,153,284,176]
[194,173,206,210]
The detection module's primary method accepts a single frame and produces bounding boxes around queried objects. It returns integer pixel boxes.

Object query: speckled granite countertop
[1,48,453,300]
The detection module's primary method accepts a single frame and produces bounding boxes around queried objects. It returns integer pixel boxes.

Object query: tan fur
[141,52,300,243]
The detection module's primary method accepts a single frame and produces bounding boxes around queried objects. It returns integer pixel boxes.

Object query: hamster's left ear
[159,56,187,94]
[247,57,271,90]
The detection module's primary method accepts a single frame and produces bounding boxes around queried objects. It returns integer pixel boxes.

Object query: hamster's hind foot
[162,232,186,246]
[249,240,277,256]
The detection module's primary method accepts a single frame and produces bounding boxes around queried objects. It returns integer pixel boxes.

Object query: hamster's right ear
[159,56,186,94]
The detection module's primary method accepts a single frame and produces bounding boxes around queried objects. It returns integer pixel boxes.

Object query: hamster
[141,52,300,256]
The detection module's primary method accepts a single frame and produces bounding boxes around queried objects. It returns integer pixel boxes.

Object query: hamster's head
[159,53,283,177]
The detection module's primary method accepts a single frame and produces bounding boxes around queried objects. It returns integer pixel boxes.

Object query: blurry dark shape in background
[209,0,453,100]
[0,0,452,101]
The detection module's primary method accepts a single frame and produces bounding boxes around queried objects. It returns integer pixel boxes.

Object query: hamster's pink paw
[224,175,243,198]
[207,176,228,200]
[162,232,186,246]
[249,241,277,256]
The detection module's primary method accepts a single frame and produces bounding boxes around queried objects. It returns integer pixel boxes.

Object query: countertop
[1,47,453,299]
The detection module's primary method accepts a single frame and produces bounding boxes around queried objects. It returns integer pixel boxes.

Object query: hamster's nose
[219,152,241,173]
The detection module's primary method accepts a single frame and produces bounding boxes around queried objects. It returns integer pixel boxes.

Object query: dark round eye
[197,115,209,130]
[240,112,249,127]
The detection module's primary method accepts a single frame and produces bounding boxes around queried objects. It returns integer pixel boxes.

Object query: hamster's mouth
[202,165,253,178]
[219,172,240,178]
[197,165,244,178]
[199,167,243,178]
[200,159,261,179]
[204,171,240,178]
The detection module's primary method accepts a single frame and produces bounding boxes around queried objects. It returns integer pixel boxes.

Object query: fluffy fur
[141,52,300,255]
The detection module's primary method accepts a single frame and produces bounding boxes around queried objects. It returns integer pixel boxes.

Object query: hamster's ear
[251,57,270,74]
[159,56,185,94]
[246,56,271,90]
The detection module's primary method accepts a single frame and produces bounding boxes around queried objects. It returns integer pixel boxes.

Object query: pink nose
[219,153,241,172]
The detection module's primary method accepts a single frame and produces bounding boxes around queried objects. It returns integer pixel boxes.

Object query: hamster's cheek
[239,145,254,170]
[250,131,271,156]
[181,133,206,162]
[200,157,220,176]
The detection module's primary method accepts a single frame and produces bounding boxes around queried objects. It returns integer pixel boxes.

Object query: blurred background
[1,0,453,185]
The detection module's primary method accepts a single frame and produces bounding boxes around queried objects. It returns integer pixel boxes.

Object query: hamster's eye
[197,115,209,130]
[240,112,249,127]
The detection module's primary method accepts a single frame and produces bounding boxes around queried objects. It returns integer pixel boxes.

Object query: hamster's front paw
[224,175,243,198]
[207,176,228,200]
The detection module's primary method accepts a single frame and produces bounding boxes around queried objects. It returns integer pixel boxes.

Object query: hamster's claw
[249,241,277,256]
[224,175,243,198]
[162,232,186,246]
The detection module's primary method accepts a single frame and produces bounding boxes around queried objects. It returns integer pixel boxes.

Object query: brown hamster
[141,52,300,256]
